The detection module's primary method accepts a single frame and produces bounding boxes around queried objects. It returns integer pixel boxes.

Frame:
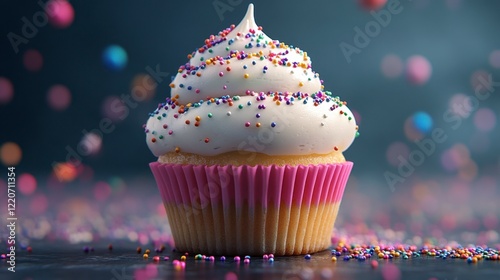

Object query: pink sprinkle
[195,89,200,93]
[234,256,241,262]
[262,254,269,259]
[223,85,227,89]
[219,72,224,77]
[244,258,250,264]
[268,254,274,258]
[245,122,251,127]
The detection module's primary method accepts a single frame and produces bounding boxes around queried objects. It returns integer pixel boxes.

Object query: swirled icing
[145,4,358,157]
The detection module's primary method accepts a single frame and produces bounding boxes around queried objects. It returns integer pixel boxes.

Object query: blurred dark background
[0,0,499,244]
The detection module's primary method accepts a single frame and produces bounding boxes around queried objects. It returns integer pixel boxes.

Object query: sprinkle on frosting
[145,4,358,157]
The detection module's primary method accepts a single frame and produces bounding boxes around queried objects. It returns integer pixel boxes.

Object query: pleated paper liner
[150,162,353,256]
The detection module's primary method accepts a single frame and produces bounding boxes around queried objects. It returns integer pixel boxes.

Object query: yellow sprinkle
[275,101,281,105]
[226,60,230,64]
[180,255,187,261]
[256,122,261,127]
[169,83,175,88]
[244,73,249,79]
[195,116,201,121]
[145,249,151,254]
[175,147,180,153]
[143,253,149,259]
[378,253,384,258]
[175,94,180,99]
[299,82,304,87]
[331,256,337,262]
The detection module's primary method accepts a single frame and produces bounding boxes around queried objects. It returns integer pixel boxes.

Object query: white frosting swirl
[170,4,321,105]
[145,4,358,157]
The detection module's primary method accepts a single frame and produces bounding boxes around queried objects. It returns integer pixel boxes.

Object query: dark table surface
[1,241,499,280]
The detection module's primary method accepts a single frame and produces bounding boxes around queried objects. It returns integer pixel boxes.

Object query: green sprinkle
[159,135,164,139]
[355,131,360,138]
[238,104,243,109]
[208,113,213,118]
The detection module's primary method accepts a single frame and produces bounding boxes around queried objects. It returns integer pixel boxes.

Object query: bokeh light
[440,143,471,172]
[404,116,424,141]
[102,45,128,71]
[412,111,433,134]
[19,173,37,196]
[470,70,491,94]
[406,55,432,85]
[381,54,403,78]
[381,262,401,280]
[403,112,433,141]
[79,132,102,156]
[23,49,44,72]
[101,96,128,122]
[109,176,126,193]
[47,84,71,111]
[358,0,387,10]
[130,74,157,101]
[473,108,496,132]
[30,193,48,215]
[47,0,75,29]
[94,181,112,201]
[52,162,78,182]
[448,93,472,118]
[0,142,22,166]
[0,77,14,104]
[489,50,500,69]
[386,141,410,167]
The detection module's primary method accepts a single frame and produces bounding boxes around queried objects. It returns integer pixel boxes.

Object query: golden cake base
[165,202,341,256]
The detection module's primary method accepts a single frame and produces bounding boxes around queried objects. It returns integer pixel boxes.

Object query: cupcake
[146,4,358,255]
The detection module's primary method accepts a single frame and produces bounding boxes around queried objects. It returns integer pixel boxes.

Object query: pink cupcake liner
[150,161,353,255]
